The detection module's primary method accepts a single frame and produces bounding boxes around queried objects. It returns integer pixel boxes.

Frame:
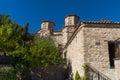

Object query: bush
[75,70,81,80]
[0,66,16,80]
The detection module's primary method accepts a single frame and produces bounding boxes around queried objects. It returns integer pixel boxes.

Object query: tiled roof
[81,21,120,24]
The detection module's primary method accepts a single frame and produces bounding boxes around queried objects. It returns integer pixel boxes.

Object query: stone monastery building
[38,14,120,80]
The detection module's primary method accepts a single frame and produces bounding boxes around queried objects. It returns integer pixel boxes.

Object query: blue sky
[0,0,120,33]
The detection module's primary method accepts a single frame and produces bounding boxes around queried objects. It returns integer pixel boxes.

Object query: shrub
[75,70,81,80]
[0,66,16,80]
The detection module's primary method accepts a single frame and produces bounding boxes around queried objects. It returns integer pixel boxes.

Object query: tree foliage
[27,35,63,67]
[0,15,63,79]
[0,15,27,56]
[0,15,11,25]
[0,66,16,80]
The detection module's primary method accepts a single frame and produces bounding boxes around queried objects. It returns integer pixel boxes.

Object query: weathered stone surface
[115,59,120,80]
[63,27,85,78]
[83,27,120,68]
[37,14,120,79]
[64,24,120,79]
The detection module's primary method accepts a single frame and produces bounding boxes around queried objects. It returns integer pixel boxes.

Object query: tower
[38,21,55,36]
[62,14,79,45]
[65,14,79,26]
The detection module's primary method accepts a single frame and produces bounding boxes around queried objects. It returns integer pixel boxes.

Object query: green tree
[0,15,31,79]
[0,15,64,80]
[0,15,27,55]
[28,35,63,67]
[25,35,64,79]
[0,15,11,25]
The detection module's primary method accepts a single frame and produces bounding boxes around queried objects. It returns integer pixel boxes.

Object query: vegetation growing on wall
[75,70,81,80]
[83,65,89,80]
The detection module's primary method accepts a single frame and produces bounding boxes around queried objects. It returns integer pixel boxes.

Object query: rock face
[37,14,120,80]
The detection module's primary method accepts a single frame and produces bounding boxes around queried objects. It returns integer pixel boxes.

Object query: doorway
[108,41,115,68]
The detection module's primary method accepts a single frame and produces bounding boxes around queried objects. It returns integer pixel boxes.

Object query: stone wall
[67,26,75,40]
[53,34,63,47]
[62,27,68,46]
[62,26,75,46]
[115,59,120,80]
[64,27,85,79]
[83,25,120,69]
[63,23,120,79]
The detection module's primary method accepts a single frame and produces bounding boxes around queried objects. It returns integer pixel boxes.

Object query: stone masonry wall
[62,26,75,46]
[53,35,63,47]
[67,27,75,41]
[62,27,68,46]
[83,25,120,73]
[63,23,120,79]
[115,59,120,80]
[65,27,85,79]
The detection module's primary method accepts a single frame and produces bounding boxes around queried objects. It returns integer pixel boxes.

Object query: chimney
[41,21,55,34]
[64,14,79,26]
